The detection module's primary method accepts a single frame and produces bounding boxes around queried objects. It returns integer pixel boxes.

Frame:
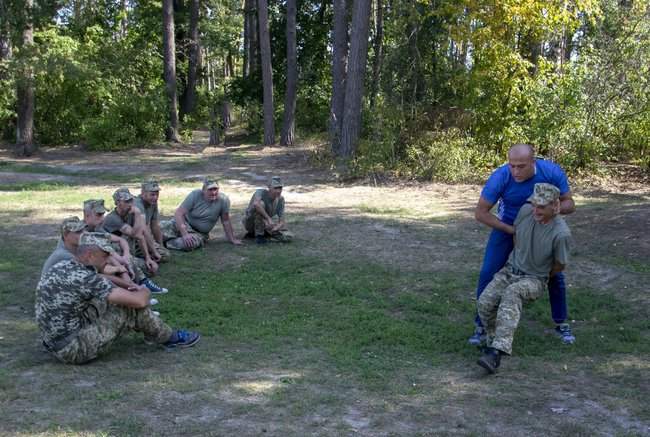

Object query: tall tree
[16,0,35,156]
[180,0,200,121]
[280,0,297,146]
[257,0,274,145]
[163,0,181,142]
[329,0,348,154]
[369,0,383,108]
[339,0,371,157]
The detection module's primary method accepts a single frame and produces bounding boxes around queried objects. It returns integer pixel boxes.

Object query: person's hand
[145,257,159,274]
[231,238,242,246]
[151,249,162,262]
[181,233,196,249]
[104,264,126,275]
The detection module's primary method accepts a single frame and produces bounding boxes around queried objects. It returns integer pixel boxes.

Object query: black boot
[477,347,501,374]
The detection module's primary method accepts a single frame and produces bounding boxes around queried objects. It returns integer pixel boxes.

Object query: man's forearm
[476,210,514,234]
[152,222,163,244]
[222,220,237,242]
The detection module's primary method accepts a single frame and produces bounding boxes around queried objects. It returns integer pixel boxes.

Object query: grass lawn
[0,146,648,436]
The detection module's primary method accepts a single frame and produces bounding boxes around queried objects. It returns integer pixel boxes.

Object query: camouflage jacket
[35,259,113,348]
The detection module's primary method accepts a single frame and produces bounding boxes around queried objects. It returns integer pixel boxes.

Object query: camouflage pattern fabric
[243,213,293,242]
[52,304,172,364]
[477,265,545,355]
[36,258,172,364]
[160,218,207,251]
[134,240,171,263]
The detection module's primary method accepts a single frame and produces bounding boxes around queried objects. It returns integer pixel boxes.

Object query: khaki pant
[51,304,172,364]
[160,219,208,251]
[243,213,293,242]
[477,265,545,355]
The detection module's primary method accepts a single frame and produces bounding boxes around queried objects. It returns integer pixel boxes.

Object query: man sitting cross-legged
[36,232,200,365]
[161,178,241,251]
[476,183,572,374]
[243,176,293,244]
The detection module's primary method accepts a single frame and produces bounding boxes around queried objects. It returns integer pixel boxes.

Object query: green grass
[1,179,649,435]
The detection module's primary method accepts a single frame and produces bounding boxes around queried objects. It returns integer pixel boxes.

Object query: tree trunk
[16,0,35,156]
[257,0,274,145]
[280,0,297,146]
[248,0,259,75]
[369,0,383,108]
[119,0,128,38]
[180,0,200,121]
[163,0,181,142]
[339,0,371,158]
[221,101,232,129]
[243,0,251,77]
[329,0,348,154]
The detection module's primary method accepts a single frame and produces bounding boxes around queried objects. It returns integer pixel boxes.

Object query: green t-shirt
[180,189,231,234]
[41,240,75,279]
[102,209,135,237]
[510,203,571,280]
[134,195,159,227]
[245,189,285,219]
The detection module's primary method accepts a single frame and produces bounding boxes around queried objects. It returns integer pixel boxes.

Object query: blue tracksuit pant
[475,229,568,327]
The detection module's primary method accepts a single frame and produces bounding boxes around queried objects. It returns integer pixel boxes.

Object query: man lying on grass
[36,232,200,364]
[476,183,572,374]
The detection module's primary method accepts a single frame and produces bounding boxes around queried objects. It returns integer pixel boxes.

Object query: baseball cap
[528,183,560,206]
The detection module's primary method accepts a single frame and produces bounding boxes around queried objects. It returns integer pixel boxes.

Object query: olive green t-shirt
[134,195,159,227]
[245,189,285,219]
[101,209,135,237]
[180,189,231,235]
[510,204,571,280]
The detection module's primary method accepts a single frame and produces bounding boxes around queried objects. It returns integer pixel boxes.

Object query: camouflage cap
[528,183,560,205]
[141,179,161,192]
[78,232,115,254]
[269,176,283,188]
[60,216,87,236]
[113,187,135,202]
[83,199,107,214]
[203,178,219,190]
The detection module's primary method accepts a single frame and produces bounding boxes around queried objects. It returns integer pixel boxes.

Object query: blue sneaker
[468,326,486,346]
[164,330,200,349]
[555,323,576,344]
[140,277,168,294]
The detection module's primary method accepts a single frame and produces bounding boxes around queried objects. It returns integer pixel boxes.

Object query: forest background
[1,0,649,181]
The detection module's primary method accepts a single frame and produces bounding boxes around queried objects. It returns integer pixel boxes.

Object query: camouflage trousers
[109,242,147,282]
[134,240,171,263]
[477,265,545,355]
[242,213,293,242]
[50,304,173,364]
[159,219,208,251]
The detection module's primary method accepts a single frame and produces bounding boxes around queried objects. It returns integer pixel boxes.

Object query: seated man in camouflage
[102,187,161,275]
[161,178,241,250]
[243,176,292,244]
[83,198,168,295]
[476,183,572,374]
[134,179,170,263]
[36,232,200,364]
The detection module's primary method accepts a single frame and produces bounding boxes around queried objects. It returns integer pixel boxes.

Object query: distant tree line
[0,0,648,178]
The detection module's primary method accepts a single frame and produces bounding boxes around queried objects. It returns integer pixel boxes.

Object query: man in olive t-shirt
[134,179,170,262]
[161,178,242,251]
[476,183,572,374]
[243,176,292,244]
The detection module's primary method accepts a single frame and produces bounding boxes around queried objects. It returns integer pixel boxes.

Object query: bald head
[508,143,535,160]
[507,143,536,182]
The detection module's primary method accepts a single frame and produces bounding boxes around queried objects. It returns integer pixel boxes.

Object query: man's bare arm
[107,286,150,308]
[475,196,515,235]
[550,261,565,277]
[559,192,576,215]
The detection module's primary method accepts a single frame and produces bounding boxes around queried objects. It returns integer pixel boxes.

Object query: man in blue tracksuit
[469,143,577,345]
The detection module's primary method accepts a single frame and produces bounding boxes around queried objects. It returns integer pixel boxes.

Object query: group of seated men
[36,143,576,374]
[36,176,290,364]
